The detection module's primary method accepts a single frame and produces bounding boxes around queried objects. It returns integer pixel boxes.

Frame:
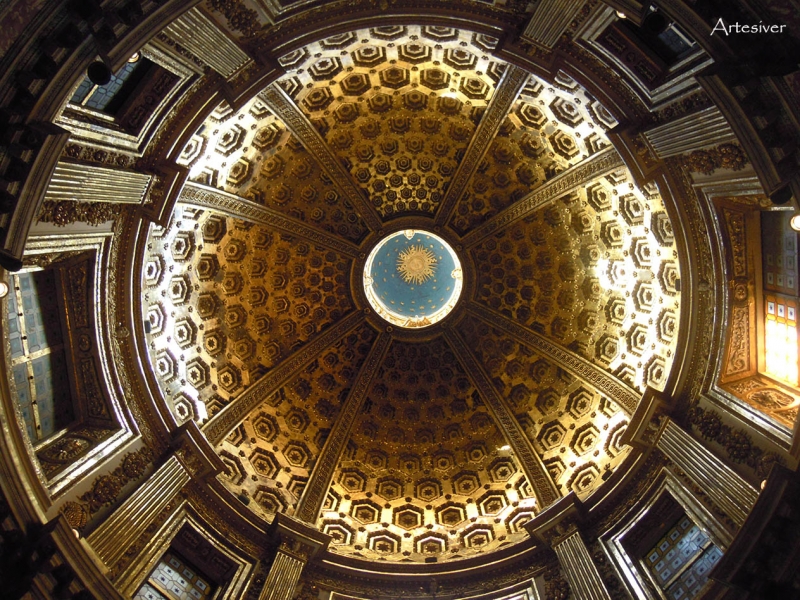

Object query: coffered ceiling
[139,23,681,563]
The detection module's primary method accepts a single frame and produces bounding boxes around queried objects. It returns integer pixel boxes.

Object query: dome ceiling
[139,24,682,564]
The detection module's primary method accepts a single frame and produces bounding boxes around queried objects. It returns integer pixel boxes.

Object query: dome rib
[433,64,530,226]
[260,83,384,232]
[203,310,366,446]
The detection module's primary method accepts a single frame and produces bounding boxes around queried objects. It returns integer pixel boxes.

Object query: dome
[140,24,679,564]
[0,1,797,599]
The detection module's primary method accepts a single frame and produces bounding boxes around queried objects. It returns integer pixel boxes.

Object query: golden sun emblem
[397,244,437,285]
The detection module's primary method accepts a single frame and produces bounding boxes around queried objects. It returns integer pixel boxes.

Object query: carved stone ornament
[37,200,123,227]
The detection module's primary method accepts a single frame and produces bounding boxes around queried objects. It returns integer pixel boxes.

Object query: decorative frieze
[656,418,758,527]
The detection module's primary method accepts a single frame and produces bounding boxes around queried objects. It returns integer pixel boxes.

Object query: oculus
[364,230,462,328]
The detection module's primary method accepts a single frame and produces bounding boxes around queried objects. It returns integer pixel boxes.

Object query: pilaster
[656,418,758,527]
[642,106,738,159]
[526,494,611,600]
[86,455,190,569]
[43,161,153,205]
[161,7,252,79]
[553,531,612,600]
[258,514,330,600]
[521,0,587,49]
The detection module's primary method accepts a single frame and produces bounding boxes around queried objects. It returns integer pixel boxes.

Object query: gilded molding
[180,182,360,258]
[445,329,560,508]
[725,306,750,377]
[294,331,390,523]
[203,311,366,445]
[462,146,624,248]
[468,302,640,415]
[259,84,383,232]
[435,64,530,227]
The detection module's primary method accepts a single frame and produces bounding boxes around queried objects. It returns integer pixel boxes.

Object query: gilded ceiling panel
[178,97,368,243]
[460,314,631,498]
[319,337,535,562]
[449,72,617,235]
[276,26,505,219]
[143,206,355,422]
[215,323,377,520]
[470,170,680,392]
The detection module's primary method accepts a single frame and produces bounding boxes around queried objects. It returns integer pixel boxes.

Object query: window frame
[600,468,731,600]
[56,44,200,156]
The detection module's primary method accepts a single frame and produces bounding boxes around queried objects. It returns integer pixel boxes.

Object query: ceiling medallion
[364,229,462,329]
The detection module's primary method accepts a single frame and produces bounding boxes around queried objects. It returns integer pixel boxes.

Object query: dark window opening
[7,271,74,441]
[618,19,696,65]
[70,58,154,116]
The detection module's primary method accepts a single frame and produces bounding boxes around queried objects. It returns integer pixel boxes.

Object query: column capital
[524,492,582,547]
[171,420,226,481]
[620,386,671,450]
[269,513,331,562]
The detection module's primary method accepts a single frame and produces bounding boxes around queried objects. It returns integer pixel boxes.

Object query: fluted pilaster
[657,418,758,526]
[162,7,251,79]
[643,106,737,158]
[521,0,586,48]
[86,456,190,568]
[257,514,330,600]
[553,530,612,600]
[258,550,305,600]
[44,161,152,204]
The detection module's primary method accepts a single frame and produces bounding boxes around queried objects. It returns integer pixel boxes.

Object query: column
[259,549,305,600]
[553,530,612,600]
[643,106,738,159]
[656,418,758,526]
[86,455,190,568]
[44,161,152,204]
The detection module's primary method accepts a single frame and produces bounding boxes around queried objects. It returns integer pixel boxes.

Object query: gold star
[397,244,437,285]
